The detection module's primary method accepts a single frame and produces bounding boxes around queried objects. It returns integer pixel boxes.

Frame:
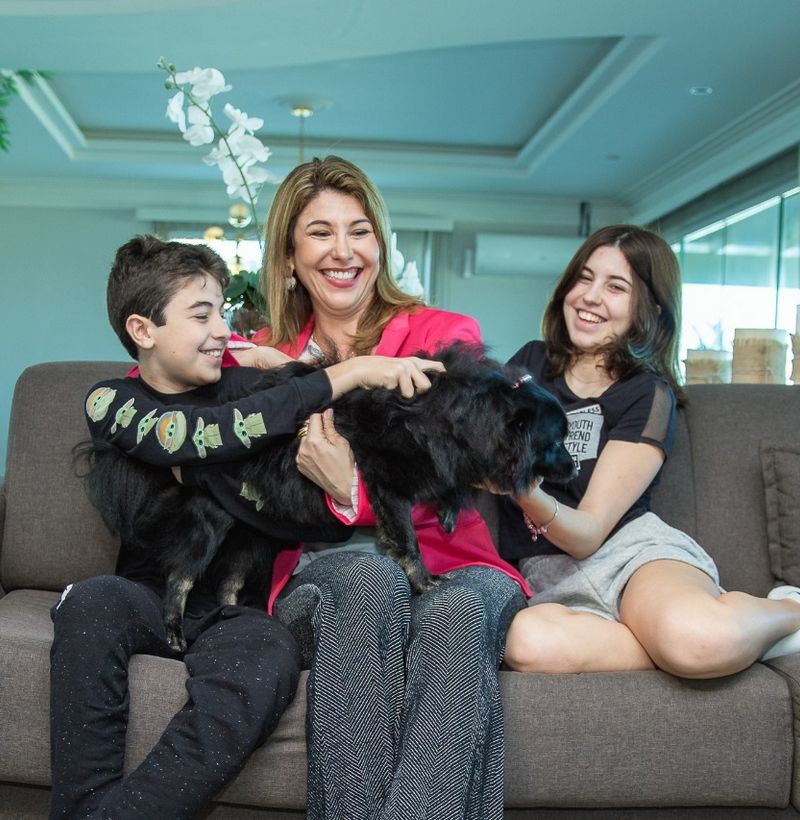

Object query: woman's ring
[296,422,309,439]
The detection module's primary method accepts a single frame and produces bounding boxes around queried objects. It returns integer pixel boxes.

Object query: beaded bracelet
[522,499,559,542]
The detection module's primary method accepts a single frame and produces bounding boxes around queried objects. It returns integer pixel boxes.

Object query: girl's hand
[295,409,354,505]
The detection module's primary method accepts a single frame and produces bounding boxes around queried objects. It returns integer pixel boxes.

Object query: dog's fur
[82,344,575,650]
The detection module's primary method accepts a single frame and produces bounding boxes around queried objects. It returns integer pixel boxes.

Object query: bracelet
[522,499,559,542]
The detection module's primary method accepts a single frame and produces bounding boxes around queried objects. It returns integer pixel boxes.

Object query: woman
[251,155,528,820]
[496,224,800,678]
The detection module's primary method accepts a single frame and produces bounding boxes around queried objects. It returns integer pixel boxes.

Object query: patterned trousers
[275,552,526,820]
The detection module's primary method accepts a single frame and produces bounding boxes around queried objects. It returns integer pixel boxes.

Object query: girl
[498,224,800,678]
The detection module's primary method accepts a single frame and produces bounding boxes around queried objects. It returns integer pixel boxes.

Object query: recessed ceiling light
[689,86,713,96]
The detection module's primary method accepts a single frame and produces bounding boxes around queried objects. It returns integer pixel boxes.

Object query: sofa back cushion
[652,384,799,596]
[2,362,129,591]
[3,364,797,599]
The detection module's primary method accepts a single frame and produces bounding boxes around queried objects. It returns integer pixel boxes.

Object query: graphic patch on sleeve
[240,481,265,511]
[155,410,188,454]
[192,417,223,458]
[137,409,158,443]
[233,408,267,448]
[111,398,137,433]
[85,387,117,422]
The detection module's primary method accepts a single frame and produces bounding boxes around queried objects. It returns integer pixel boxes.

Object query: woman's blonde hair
[541,224,686,404]
[261,155,423,355]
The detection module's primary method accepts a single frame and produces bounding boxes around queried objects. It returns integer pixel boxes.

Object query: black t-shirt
[498,341,677,562]
[84,366,349,592]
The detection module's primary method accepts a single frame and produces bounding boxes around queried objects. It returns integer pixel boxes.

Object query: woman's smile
[289,189,381,323]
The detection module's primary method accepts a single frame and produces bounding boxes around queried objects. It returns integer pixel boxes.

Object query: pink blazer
[262,308,531,610]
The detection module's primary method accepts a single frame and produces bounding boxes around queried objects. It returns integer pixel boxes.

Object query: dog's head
[492,369,577,494]
[429,345,575,495]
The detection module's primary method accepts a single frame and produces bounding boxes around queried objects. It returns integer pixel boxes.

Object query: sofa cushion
[661,385,798,596]
[0,588,310,810]
[761,441,800,587]
[502,666,792,808]
[2,362,129,592]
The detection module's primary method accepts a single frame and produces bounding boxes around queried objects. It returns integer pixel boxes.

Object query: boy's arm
[85,370,332,468]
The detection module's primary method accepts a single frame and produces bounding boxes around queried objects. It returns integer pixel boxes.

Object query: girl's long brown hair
[541,224,686,405]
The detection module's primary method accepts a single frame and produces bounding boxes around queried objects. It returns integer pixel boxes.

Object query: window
[675,186,800,360]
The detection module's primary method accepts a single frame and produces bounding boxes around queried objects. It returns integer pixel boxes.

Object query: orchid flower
[166,90,186,132]
[224,103,263,134]
[158,57,271,246]
[183,105,214,146]
[175,67,231,103]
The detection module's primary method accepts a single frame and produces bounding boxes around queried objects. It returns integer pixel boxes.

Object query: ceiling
[1,0,799,226]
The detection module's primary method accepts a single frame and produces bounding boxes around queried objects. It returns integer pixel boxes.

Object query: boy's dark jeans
[49,575,301,820]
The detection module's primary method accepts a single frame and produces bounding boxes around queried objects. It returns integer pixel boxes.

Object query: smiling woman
[287,188,382,344]
[251,155,531,820]
[259,155,425,358]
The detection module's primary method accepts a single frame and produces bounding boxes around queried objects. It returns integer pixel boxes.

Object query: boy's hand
[326,355,445,400]
[233,346,293,370]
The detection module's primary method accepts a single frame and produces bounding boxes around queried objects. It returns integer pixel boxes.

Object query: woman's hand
[325,355,445,399]
[295,409,355,505]
[232,346,293,370]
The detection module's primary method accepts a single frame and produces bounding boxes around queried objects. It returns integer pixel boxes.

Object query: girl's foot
[761,586,800,661]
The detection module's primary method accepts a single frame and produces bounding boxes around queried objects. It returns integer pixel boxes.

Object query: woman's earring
[286,275,297,292]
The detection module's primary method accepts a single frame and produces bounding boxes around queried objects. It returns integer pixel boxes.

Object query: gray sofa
[1,361,800,819]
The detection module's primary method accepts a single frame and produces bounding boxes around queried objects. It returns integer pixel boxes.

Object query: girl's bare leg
[504,603,655,673]
[620,560,800,678]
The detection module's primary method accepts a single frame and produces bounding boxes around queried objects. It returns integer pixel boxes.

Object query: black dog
[82,344,575,650]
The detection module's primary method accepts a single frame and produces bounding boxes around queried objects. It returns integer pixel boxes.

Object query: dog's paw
[412,574,441,594]
[399,557,440,595]
[165,623,187,653]
[437,507,458,534]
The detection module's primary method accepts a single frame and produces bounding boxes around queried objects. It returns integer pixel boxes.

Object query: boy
[52,235,440,819]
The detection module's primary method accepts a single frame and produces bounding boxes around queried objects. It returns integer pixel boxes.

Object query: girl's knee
[503,604,583,673]
[641,602,744,678]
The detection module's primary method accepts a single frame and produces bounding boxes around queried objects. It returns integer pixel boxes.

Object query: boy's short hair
[108,235,231,359]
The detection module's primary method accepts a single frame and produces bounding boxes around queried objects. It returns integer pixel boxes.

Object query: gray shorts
[519,512,722,621]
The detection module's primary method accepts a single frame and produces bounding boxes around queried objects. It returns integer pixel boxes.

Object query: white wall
[441,271,558,363]
[1,207,148,470]
[430,231,561,362]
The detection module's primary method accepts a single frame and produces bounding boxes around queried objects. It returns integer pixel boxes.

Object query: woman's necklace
[309,332,356,362]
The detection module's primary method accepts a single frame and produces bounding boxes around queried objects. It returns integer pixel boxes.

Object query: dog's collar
[511,374,532,389]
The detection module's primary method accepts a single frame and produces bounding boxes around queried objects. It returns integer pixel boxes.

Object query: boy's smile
[141,274,231,394]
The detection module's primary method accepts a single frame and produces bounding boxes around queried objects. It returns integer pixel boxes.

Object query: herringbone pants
[275,553,525,820]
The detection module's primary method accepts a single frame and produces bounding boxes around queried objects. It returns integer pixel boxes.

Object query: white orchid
[227,131,271,164]
[183,105,214,146]
[166,90,186,132]
[158,57,273,245]
[390,233,425,297]
[224,103,263,134]
[174,67,231,103]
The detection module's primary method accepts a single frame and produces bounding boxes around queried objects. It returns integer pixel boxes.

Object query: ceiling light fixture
[689,85,714,96]
[291,104,314,164]
[278,95,332,165]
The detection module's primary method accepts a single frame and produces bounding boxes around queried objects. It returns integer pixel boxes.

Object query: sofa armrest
[0,476,5,598]
[763,654,800,810]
